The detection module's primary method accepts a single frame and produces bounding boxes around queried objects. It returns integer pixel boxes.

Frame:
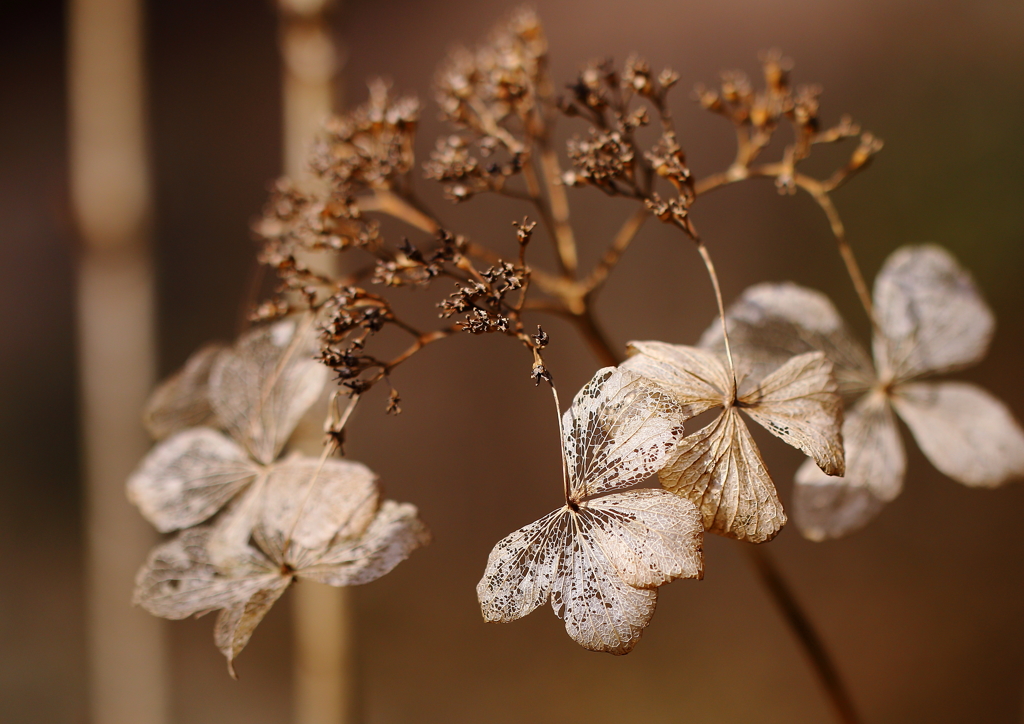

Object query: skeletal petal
[622,342,731,416]
[303,500,431,587]
[133,527,279,620]
[127,428,259,532]
[209,317,328,464]
[214,581,290,677]
[699,282,874,393]
[740,351,845,476]
[144,343,226,440]
[562,367,686,499]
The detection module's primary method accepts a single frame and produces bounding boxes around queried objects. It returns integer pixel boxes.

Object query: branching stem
[538,146,578,277]
[694,164,876,329]
[584,205,649,295]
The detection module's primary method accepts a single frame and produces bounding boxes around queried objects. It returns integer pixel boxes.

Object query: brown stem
[385,327,458,371]
[744,546,861,724]
[692,164,876,328]
[584,205,649,295]
[359,189,440,235]
[791,176,875,326]
[521,155,572,278]
[574,309,620,367]
[538,146,578,277]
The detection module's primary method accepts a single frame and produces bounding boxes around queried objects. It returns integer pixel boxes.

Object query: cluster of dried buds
[312,78,419,191]
[561,56,696,234]
[694,50,883,192]
[439,259,528,335]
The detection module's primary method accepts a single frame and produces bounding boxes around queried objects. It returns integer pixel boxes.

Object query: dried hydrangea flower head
[128,317,327,562]
[621,342,844,543]
[134,455,429,675]
[703,245,1024,539]
[477,367,703,654]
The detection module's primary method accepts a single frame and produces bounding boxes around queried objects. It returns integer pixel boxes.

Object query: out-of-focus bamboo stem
[69,0,169,722]
[278,2,354,723]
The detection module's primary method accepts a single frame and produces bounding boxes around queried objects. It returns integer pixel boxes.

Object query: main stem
[745,546,861,724]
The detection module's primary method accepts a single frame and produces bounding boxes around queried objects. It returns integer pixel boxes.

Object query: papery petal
[133,527,279,620]
[583,489,703,587]
[660,408,786,543]
[741,351,845,476]
[551,514,657,655]
[210,317,328,464]
[699,282,874,393]
[562,367,686,499]
[794,392,904,540]
[303,500,431,587]
[873,245,994,381]
[477,508,567,623]
[127,428,259,532]
[144,343,226,440]
[254,455,380,565]
[893,381,1024,487]
[207,476,269,572]
[622,342,731,415]
[214,580,290,678]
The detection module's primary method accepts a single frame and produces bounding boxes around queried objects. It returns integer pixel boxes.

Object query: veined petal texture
[873,245,994,382]
[210,317,328,464]
[562,367,686,499]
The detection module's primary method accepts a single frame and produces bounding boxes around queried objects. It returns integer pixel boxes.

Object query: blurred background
[3,0,1024,722]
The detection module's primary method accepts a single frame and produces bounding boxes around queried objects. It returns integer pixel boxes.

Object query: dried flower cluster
[130,318,428,673]
[127,8,1022,693]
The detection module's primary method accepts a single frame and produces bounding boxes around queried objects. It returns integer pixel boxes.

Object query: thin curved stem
[792,176,875,327]
[744,545,861,724]
[694,240,737,398]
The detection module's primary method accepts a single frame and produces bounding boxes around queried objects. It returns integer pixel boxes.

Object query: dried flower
[478,367,703,654]
[133,456,428,674]
[622,343,844,543]
[435,8,546,143]
[704,245,1024,539]
[128,318,327,561]
[312,78,419,191]
[143,343,227,440]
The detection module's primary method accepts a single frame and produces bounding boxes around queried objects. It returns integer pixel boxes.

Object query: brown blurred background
[4,0,1024,722]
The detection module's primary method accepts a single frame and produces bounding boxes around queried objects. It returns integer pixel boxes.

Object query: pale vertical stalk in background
[277,2,352,723]
[68,0,169,722]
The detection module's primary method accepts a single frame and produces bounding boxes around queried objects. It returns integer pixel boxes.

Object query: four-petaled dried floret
[701,245,1024,540]
[478,367,704,654]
